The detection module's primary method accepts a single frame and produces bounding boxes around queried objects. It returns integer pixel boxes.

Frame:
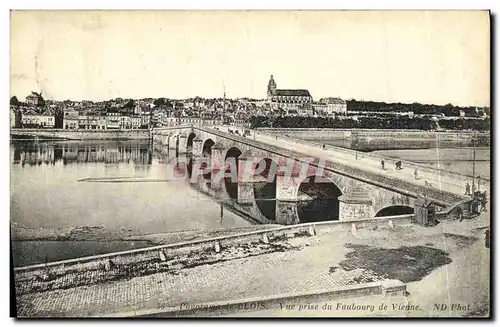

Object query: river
[10,140,252,266]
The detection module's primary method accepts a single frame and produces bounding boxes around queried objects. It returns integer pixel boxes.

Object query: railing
[435,197,476,220]
[151,125,470,206]
[257,128,490,139]
[196,126,465,206]
[260,130,490,183]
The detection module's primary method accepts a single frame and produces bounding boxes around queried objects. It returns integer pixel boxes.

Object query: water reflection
[10,140,251,239]
[11,140,153,168]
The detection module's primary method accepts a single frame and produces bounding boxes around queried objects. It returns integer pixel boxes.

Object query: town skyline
[11,11,490,107]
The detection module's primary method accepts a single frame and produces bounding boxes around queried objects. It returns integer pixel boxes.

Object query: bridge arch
[184,132,197,178]
[186,132,197,153]
[201,138,215,181]
[224,147,243,200]
[175,135,179,157]
[296,175,342,223]
[375,205,414,217]
[202,138,215,157]
[253,158,279,221]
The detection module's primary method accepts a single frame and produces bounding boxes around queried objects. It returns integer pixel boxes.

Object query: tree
[153,98,166,106]
[10,96,20,106]
[123,99,136,109]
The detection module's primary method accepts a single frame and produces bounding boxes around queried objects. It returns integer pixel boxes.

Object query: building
[130,115,142,129]
[106,112,121,129]
[63,110,79,129]
[25,91,45,107]
[119,115,132,129]
[140,112,151,128]
[10,107,22,128]
[320,97,347,115]
[267,75,313,111]
[78,114,107,129]
[21,109,55,128]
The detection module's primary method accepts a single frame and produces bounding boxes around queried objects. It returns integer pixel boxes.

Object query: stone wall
[258,128,490,141]
[14,214,413,282]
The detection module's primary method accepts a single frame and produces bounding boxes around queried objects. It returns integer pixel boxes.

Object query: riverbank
[11,224,280,267]
[16,214,490,317]
[11,224,277,244]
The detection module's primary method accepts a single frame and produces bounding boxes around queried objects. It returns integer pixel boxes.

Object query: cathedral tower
[267,75,277,99]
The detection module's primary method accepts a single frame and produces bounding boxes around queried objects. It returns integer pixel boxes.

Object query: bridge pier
[210,143,227,193]
[338,186,374,221]
[275,201,299,225]
[178,135,188,154]
[160,134,169,146]
[192,138,204,157]
[168,134,177,149]
[275,173,301,225]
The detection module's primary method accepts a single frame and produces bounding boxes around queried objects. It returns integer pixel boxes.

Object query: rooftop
[275,89,311,97]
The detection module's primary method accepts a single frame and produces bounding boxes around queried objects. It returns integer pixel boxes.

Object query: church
[267,75,313,113]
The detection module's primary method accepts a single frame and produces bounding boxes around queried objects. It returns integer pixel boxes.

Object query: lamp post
[472,131,476,193]
[354,139,359,160]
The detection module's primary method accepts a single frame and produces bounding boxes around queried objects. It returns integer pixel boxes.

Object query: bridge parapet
[263,130,490,183]
[195,126,466,208]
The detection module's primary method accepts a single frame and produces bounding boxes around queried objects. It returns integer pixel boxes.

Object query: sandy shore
[11,224,281,246]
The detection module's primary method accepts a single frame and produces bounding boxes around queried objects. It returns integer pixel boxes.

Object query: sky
[10,11,490,107]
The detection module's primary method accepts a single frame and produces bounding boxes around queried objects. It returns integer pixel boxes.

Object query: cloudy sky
[10,11,489,106]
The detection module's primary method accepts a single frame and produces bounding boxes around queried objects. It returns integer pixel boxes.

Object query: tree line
[249,116,490,131]
[346,100,488,117]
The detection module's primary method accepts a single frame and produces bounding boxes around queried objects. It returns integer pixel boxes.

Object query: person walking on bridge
[413,168,419,180]
[395,160,402,170]
[380,160,385,170]
[465,182,471,195]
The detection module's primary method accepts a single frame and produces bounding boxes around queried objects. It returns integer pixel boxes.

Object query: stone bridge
[152,126,467,225]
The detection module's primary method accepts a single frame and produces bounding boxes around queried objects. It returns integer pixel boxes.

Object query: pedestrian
[220,204,224,222]
[472,198,480,215]
[464,182,471,195]
[322,144,326,150]
[480,191,488,212]
[485,228,490,249]
[413,168,419,180]
[381,160,385,170]
[456,206,464,222]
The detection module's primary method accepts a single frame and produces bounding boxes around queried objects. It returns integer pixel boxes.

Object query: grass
[338,243,452,283]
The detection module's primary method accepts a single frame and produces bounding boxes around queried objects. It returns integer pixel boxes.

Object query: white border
[2,1,498,326]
